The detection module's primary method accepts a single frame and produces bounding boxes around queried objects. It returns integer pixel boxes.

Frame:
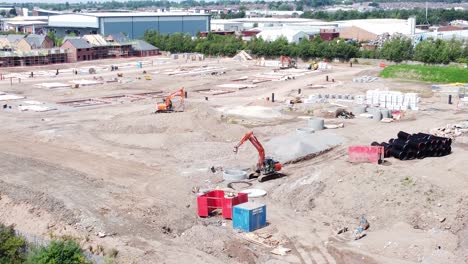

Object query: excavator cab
[262,157,282,175]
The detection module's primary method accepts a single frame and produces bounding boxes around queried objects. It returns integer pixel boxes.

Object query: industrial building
[0,16,48,34]
[48,12,211,39]
[256,28,309,43]
[337,19,422,41]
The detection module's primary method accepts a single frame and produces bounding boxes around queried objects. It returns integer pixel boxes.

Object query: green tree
[318,40,336,60]
[414,38,452,64]
[297,37,312,60]
[9,8,17,17]
[414,39,437,63]
[0,224,27,264]
[434,39,450,64]
[446,38,463,62]
[27,240,90,264]
[47,31,63,46]
[270,36,290,56]
[334,39,359,61]
[380,36,413,63]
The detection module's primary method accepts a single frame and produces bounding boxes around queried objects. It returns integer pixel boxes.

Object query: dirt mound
[265,131,344,163]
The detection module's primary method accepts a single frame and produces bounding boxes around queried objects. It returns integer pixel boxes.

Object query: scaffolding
[0,48,68,67]
[92,44,132,60]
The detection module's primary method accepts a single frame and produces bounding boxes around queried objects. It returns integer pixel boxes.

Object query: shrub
[0,224,27,264]
[27,240,90,264]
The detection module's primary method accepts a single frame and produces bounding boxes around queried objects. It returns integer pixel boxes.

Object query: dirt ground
[0,56,466,264]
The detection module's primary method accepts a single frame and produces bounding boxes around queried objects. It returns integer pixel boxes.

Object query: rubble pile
[430,122,468,139]
[352,76,378,83]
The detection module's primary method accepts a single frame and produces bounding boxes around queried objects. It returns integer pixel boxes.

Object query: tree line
[361,37,468,64]
[143,30,359,60]
[301,8,468,25]
[143,30,468,64]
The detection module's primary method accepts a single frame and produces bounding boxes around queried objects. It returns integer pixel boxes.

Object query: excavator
[234,131,282,182]
[156,87,185,113]
[280,55,297,69]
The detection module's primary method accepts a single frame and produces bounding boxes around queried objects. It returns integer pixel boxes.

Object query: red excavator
[234,131,282,181]
[280,55,297,69]
[156,87,185,113]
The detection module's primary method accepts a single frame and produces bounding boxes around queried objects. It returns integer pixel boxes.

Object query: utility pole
[425,1,429,25]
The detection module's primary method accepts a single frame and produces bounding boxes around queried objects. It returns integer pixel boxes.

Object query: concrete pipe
[380,108,391,118]
[223,169,248,182]
[372,111,383,121]
[296,127,315,135]
[366,107,376,113]
[308,118,324,131]
[353,105,367,114]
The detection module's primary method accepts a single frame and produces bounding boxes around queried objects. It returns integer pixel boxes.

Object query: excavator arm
[156,87,184,112]
[234,131,265,171]
[164,87,185,108]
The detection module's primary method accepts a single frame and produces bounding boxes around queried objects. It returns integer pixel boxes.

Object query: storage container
[233,202,266,232]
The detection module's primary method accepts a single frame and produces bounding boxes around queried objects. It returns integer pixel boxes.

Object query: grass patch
[391,86,434,98]
[401,176,415,187]
[380,65,468,83]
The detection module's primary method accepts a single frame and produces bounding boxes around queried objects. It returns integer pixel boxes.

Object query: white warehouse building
[256,28,309,43]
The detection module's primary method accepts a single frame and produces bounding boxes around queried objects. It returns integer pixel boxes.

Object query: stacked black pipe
[371,131,452,160]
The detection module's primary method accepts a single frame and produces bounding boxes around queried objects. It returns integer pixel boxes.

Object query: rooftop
[63,38,93,49]
[230,17,323,23]
[130,40,158,51]
[337,19,424,35]
[24,34,47,48]
[256,28,307,42]
[82,12,210,18]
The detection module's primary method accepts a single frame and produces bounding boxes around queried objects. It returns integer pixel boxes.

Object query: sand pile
[265,131,343,163]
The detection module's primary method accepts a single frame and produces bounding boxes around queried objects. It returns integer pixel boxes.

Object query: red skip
[348,146,384,164]
[197,190,248,219]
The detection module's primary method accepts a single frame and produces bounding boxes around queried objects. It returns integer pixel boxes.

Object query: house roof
[130,40,158,51]
[63,36,81,42]
[6,34,25,45]
[437,25,464,32]
[82,34,109,46]
[24,34,47,48]
[107,32,129,43]
[63,38,93,49]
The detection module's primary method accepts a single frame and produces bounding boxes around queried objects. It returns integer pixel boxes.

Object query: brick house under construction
[16,34,54,52]
[60,39,94,62]
[0,49,67,67]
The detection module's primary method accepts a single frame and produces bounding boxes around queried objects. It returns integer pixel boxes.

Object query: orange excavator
[234,131,282,181]
[156,87,185,113]
[280,55,297,69]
